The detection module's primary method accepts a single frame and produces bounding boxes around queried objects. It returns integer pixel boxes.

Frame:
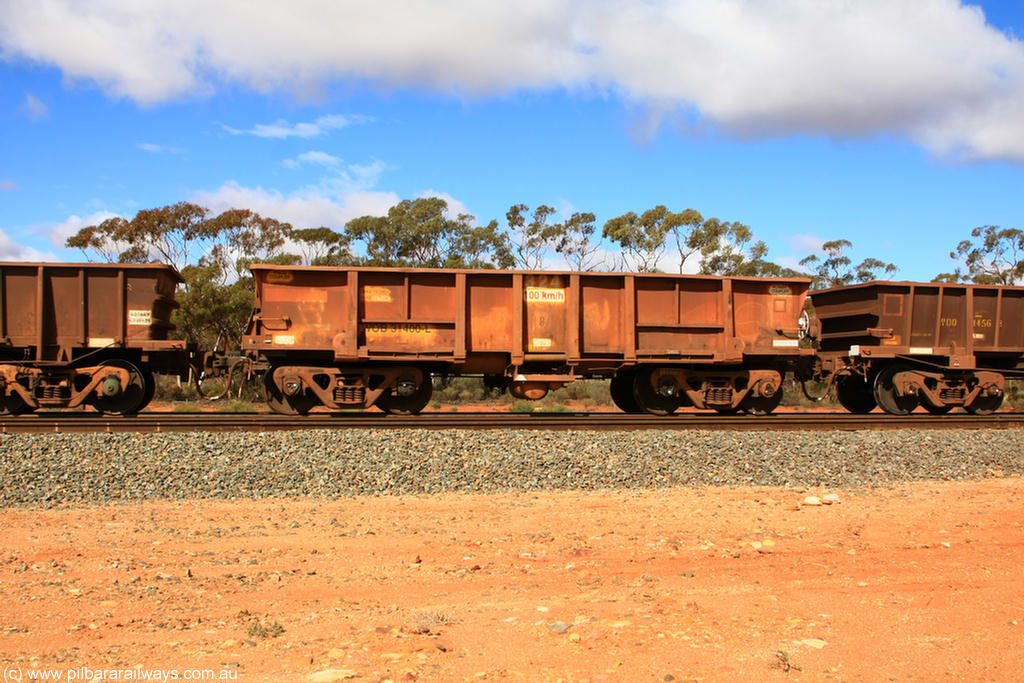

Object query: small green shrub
[247,620,284,639]
[219,400,256,413]
[410,610,455,635]
[511,400,535,413]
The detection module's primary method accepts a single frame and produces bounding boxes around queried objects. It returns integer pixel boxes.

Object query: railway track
[2,411,1023,434]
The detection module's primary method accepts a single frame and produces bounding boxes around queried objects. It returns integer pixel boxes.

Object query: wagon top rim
[247,263,813,284]
[0,261,184,283]
[812,279,1024,293]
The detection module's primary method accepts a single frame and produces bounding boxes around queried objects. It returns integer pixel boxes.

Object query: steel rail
[2,411,1023,434]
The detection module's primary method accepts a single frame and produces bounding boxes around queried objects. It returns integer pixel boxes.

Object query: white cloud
[773,255,813,274]
[2,1,1023,160]
[191,181,399,229]
[0,227,58,261]
[21,93,48,120]
[782,233,826,256]
[136,142,185,155]
[283,150,342,169]
[222,114,372,139]
[48,210,120,249]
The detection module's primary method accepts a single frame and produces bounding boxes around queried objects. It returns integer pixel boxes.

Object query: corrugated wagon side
[245,265,812,415]
[809,281,1024,414]
[0,262,191,414]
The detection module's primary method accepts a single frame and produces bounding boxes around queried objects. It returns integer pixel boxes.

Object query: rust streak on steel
[2,412,1023,434]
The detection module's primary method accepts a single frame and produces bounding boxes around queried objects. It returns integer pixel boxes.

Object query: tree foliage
[799,239,898,289]
[554,211,603,271]
[174,263,254,352]
[601,206,796,277]
[506,204,559,269]
[936,225,1024,284]
[290,227,351,266]
[602,206,680,272]
[346,197,513,269]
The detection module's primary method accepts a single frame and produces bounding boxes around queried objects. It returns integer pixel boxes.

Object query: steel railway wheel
[90,359,149,415]
[632,368,678,416]
[0,391,34,415]
[741,386,784,416]
[966,393,1003,415]
[873,364,919,416]
[263,368,319,415]
[609,370,642,413]
[139,367,156,411]
[376,372,433,415]
[835,374,877,414]
[921,395,953,415]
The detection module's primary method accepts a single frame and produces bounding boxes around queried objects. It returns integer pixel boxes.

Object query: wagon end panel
[123,268,181,342]
[810,284,887,353]
[731,279,808,356]
[251,267,352,357]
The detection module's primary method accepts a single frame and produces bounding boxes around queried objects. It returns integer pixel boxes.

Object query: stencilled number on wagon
[128,309,152,326]
[940,317,959,328]
[525,287,566,303]
[363,323,432,334]
[973,316,993,328]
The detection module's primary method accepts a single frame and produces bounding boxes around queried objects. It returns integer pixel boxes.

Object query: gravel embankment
[1,429,1021,507]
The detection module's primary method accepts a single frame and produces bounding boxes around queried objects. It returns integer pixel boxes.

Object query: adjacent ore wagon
[245,265,813,415]
[808,281,1024,414]
[0,262,191,415]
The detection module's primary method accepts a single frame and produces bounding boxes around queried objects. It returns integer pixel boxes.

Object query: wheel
[139,367,156,412]
[920,390,953,414]
[873,364,919,416]
[741,385,784,416]
[376,372,433,415]
[836,375,877,414]
[0,391,35,415]
[609,371,642,413]
[90,359,149,415]
[966,393,1003,415]
[632,368,678,416]
[919,378,953,414]
[263,368,319,415]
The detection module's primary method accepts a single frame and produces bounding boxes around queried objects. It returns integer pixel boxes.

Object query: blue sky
[1,0,1023,280]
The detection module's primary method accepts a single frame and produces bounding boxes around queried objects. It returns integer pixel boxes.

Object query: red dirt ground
[2,478,1023,683]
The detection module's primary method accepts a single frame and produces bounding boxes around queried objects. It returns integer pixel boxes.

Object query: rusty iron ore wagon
[807,281,1024,415]
[244,265,813,415]
[0,262,191,414]
[5,260,1020,418]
